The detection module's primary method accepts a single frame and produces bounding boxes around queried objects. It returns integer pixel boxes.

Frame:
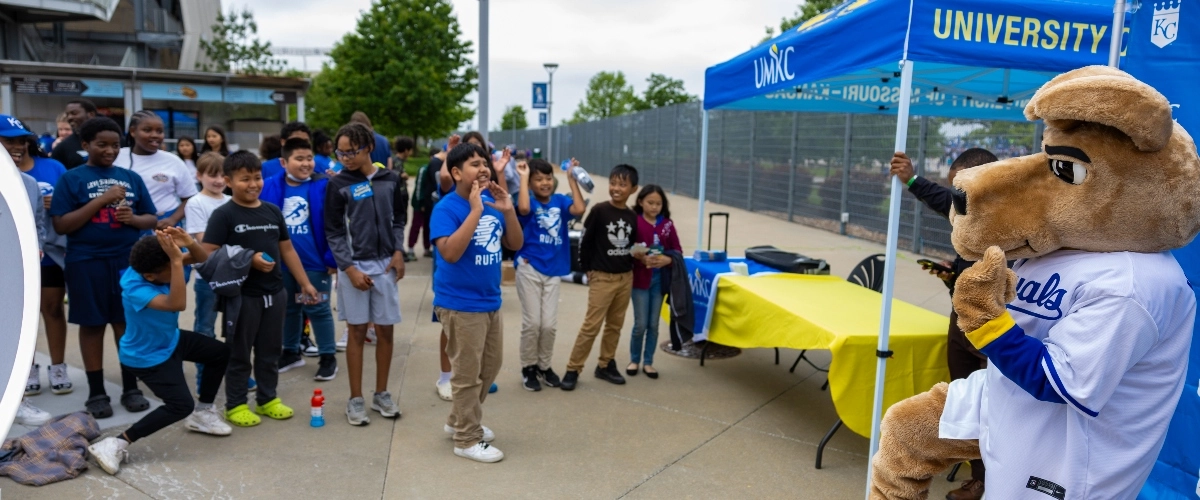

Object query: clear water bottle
[570,165,595,193]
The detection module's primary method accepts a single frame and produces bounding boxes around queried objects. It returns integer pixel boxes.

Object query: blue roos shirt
[118,267,180,368]
[49,165,157,263]
[430,190,506,313]
[282,183,323,272]
[516,194,575,277]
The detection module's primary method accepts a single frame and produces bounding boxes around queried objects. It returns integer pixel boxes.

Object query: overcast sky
[234,0,798,132]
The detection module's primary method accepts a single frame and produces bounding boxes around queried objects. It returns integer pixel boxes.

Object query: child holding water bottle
[626,185,680,379]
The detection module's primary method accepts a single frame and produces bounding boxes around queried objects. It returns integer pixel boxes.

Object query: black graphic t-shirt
[203,201,289,296]
[579,201,639,274]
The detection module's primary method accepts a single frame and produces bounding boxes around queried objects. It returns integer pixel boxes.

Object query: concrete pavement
[3,175,963,499]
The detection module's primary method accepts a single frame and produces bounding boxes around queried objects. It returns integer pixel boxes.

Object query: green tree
[761,0,840,42]
[198,8,283,76]
[497,105,528,131]
[304,0,477,139]
[632,73,697,111]
[568,71,637,124]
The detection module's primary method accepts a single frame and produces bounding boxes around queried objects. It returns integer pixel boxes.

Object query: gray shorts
[336,269,402,325]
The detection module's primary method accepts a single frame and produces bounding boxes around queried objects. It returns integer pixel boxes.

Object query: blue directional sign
[532,83,548,109]
[538,112,548,127]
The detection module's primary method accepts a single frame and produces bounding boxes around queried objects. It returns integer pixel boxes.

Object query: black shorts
[41,263,65,288]
[65,256,128,327]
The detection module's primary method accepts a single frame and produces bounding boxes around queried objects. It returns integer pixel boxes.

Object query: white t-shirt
[941,250,1194,499]
[185,193,230,235]
[116,148,199,215]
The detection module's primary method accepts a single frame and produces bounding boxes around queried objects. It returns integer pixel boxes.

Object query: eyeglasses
[335,146,367,160]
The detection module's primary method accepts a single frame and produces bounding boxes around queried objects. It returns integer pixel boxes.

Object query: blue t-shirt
[262,155,332,180]
[49,165,157,263]
[118,267,180,368]
[282,183,323,272]
[516,194,575,277]
[431,191,506,313]
[25,157,67,266]
[370,133,392,166]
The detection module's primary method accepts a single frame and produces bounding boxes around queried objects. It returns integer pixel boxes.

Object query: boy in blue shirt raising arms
[431,143,522,463]
[260,138,339,381]
[514,158,585,391]
[88,229,232,475]
[50,117,159,419]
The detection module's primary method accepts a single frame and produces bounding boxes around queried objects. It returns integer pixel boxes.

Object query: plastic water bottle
[310,388,325,427]
[570,165,595,193]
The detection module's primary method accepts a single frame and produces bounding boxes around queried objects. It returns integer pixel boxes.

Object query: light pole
[544,62,558,161]
[479,0,489,142]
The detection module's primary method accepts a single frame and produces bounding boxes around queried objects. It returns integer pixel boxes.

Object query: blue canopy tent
[699,0,1120,492]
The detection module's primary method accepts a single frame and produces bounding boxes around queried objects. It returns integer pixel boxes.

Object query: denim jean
[193,278,218,337]
[629,271,663,365]
[283,270,336,355]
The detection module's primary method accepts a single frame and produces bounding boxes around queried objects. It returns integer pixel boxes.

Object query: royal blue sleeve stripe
[1041,350,1100,417]
[978,323,1068,406]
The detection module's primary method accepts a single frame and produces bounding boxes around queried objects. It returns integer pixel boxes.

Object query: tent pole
[1109,0,1126,67]
[865,59,915,496]
[697,109,710,250]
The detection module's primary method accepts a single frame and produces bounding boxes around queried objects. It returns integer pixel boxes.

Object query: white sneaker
[88,436,128,475]
[365,327,377,345]
[346,397,370,426]
[453,441,504,463]
[436,380,452,401]
[48,363,73,394]
[336,330,348,352]
[302,343,320,357]
[444,424,494,442]
[25,364,40,396]
[185,406,232,436]
[15,398,52,426]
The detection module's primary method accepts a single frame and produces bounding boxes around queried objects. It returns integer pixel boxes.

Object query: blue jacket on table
[259,172,338,270]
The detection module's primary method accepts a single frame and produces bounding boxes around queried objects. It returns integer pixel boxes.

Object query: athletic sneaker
[248,377,257,393]
[594,360,626,385]
[539,367,562,388]
[336,330,347,351]
[314,354,338,381]
[88,436,128,475]
[560,370,579,391]
[25,364,40,396]
[436,379,452,401]
[365,327,377,345]
[185,406,232,436]
[48,363,73,394]
[444,424,495,442]
[454,442,504,463]
[489,383,498,394]
[300,333,319,357]
[278,351,305,373]
[15,398,52,427]
[371,391,401,419]
[521,365,542,392]
[346,397,370,426]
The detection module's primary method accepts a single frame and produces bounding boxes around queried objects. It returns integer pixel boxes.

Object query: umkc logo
[754,43,795,89]
[690,268,713,299]
[1153,0,1182,48]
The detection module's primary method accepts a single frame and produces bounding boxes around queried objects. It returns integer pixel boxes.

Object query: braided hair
[125,109,162,170]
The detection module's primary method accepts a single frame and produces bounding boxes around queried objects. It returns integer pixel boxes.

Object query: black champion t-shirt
[203,201,289,296]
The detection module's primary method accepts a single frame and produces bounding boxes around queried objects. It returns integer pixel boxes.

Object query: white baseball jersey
[941,250,1194,499]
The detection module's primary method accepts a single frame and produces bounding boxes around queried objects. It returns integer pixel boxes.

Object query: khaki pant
[567,271,633,373]
[436,307,503,449]
[516,263,561,370]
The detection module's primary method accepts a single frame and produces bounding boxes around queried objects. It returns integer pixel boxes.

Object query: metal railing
[488,102,1039,258]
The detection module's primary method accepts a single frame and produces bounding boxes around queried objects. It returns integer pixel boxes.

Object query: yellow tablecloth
[706,274,950,438]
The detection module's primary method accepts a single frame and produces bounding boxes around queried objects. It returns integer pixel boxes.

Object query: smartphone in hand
[917,259,954,274]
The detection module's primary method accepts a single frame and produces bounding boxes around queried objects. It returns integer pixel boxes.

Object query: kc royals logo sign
[1153,0,1183,48]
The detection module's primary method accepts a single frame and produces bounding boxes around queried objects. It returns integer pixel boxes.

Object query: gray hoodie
[194,244,254,337]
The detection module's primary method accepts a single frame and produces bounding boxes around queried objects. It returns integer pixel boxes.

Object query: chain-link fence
[488,102,1040,259]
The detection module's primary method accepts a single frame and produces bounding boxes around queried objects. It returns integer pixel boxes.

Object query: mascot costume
[870,66,1200,499]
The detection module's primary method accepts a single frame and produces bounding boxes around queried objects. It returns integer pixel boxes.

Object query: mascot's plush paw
[952,246,1017,334]
[871,383,981,500]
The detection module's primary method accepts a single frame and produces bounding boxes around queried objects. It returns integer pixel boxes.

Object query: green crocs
[255,398,294,420]
[226,404,261,427]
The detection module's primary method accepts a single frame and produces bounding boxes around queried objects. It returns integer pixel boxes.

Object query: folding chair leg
[774,348,779,365]
[947,462,962,482]
[815,419,843,469]
[790,350,807,373]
